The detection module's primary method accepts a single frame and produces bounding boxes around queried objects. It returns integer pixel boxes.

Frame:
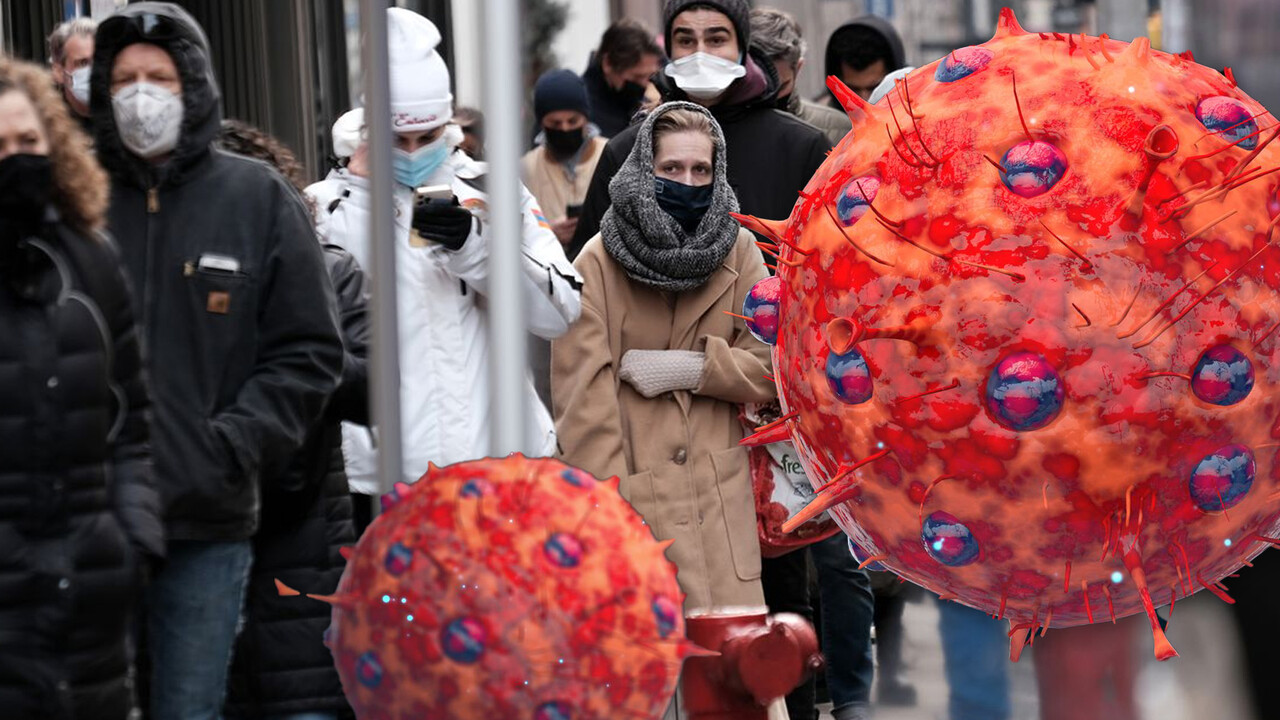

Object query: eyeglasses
[96,12,185,48]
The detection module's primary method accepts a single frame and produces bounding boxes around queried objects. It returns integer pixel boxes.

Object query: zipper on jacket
[143,187,158,340]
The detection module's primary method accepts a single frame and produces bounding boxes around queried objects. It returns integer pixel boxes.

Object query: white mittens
[618,349,706,398]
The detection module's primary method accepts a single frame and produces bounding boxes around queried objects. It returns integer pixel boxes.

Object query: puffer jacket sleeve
[322,244,371,426]
[209,182,344,485]
[97,234,165,561]
[694,234,777,404]
[551,242,628,483]
[433,182,583,339]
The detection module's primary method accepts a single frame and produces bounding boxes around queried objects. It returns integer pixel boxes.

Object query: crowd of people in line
[6,1,1280,720]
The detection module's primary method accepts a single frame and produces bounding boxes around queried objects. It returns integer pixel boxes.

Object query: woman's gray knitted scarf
[600,101,740,292]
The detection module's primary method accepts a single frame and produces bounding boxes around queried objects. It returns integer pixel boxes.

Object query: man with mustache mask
[88,3,344,718]
[567,0,831,262]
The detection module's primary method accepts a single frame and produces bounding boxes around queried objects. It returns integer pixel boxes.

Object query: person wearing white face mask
[47,17,97,130]
[88,4,345,719]
[306,8,582,521]
[566,0,830,261]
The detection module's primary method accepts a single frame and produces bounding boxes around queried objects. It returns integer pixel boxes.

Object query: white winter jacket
[306,150,583,492]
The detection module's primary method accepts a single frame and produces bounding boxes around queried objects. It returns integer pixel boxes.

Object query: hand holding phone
[411,185,472,251]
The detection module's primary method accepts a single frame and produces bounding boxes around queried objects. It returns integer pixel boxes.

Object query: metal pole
[360,0,405,494]
[482,0,529,455]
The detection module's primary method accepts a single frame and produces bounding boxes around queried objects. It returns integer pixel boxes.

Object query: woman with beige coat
[552,101,775,614]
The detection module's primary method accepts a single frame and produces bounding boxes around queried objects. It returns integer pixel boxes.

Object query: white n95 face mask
[112,82,184,159]
[69,66,91,105]
[664,52,746,101]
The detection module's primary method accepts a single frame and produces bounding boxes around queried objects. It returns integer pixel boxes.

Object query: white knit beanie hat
[387,7,453,132]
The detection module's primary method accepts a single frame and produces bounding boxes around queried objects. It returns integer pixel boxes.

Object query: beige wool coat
[552,229,776,612]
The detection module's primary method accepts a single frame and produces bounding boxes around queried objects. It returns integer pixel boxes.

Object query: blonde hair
[0,57,108,232]
[651,107,717,148]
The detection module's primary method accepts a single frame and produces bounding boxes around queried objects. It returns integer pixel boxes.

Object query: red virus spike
[275,579,302,597]
[826,76,880,124]
[994,7,1028,38]
[739,421,793,448]
[1038,219,1094,270]
[1097,34,1116,63]
[1120,36,1152,65]
[1102,583,1117,623]
[822,202,895,267]
[730,212,811,255]
[1169,209,1238,253]
[1009,623,1032,662]
[1197,573,1236,604]
[857,554,889,570]
[306,592,359,610]
[1224,66,1237,87]
[1178,49,1196,61]
[338,546,355,561]
[1126,125,1179,214]
[1121,547,1179,660]
[898,378,960,404]
[1063,561,1072,593]
[827,316,937,353]
[1081,581,1095,623]
[780,449,892,533]
[754,410,797,433]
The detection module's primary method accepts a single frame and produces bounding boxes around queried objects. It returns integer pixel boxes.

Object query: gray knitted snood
[600,101,740,293]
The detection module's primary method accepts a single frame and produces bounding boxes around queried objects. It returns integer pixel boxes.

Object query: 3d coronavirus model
[737,8,1280,660]
[285,456,692,719]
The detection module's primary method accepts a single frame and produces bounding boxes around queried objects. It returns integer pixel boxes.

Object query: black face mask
[0,153,53,243]
[654,177,714,234]
[544,126,586,159]
[619,80,647,104]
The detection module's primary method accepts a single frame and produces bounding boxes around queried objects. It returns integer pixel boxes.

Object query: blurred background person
[821,16,905,107]
[89,4,343,717]
[749,7,851,145]
[453,105,485,161]
[583,18,664,139]
[46,17,96,129]
[217,119,364,720]
[307,7,582,508]
[524,69,606,248]
[1033,618,1140,720]
[569,0,830,263]
[937,600,1011,720]
[0,56,163,720]
[552,101,775,719]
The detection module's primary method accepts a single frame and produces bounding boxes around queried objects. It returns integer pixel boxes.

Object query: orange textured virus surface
[736,9,1280,660]
[307,456,693,719]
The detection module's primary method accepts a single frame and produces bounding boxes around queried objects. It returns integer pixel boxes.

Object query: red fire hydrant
[681,608,823,719]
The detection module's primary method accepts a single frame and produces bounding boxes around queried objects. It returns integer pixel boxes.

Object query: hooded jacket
[307,115,583,492]
[90,2,344,541]
[822,16,906,107]
[567,45,831,259]
[583,52,652,139]
[0,219,163,719]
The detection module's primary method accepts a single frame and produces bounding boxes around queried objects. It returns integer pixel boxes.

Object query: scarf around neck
[600,101,740,292]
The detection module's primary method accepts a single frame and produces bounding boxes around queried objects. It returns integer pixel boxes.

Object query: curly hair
[0,57,108,232]
[215,118,308,193]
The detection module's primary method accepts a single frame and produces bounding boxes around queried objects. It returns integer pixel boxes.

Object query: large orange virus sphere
[319,456,690,719]
[737,9,1280,660]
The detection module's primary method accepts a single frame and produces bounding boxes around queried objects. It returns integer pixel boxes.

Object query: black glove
[412,198,473,251]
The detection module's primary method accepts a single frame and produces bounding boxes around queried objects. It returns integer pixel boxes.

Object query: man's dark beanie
[663,0,751,56]
[533,69,590,123]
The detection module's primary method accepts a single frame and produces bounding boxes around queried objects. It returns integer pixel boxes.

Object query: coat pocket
[710,446,763,582]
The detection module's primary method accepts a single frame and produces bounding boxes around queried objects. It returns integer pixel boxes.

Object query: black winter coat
[568,46,832,259]
[0,222,164,720]
[225,245,369,718]
[583,52,650,140]
[89,3,344,541]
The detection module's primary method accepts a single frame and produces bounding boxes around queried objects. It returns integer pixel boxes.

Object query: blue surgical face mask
[391,135,450,188]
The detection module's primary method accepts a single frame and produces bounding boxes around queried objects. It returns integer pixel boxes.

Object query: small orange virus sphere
[314,456,691,719]
[737,8,1280,660]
